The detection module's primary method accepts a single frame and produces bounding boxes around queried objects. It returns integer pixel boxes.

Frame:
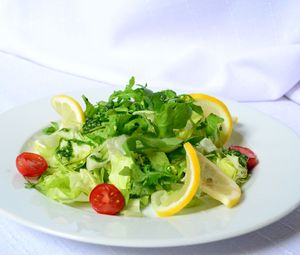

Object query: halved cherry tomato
[229,145,258,170]
[89,184,125,215]
[16,152,48,177]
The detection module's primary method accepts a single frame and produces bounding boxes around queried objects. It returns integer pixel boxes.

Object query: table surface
[0,52,299,255]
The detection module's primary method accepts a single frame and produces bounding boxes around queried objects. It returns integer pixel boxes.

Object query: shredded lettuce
[198,145,249,186]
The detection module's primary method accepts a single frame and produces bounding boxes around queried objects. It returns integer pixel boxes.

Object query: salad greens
[30,77,250,214]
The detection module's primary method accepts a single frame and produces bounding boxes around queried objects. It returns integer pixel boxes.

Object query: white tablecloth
[1,1,300,103]
[0,52,299,255]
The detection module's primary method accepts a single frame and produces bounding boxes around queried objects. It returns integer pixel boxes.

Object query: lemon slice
[197,152,241,208]
[190,94,233,147]
[51,95,85,128]
[151,142,200,217]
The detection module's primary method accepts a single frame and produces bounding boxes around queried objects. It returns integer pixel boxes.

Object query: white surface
[0,53,300,254]
[0,1,300,103]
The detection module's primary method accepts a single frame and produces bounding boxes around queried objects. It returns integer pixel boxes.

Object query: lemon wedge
[197,152,241,208]
[51,95,85,128]
[151,142,200,217]
[190,94,233,147]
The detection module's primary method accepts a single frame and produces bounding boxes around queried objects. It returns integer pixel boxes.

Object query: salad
[16,77,258,217]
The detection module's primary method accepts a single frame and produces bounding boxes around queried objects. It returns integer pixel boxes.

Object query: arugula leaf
[42,122,59,135]
[82,95,96,118]
[121,158,182,198]
[125,134,182,153]
[148,90,177,111]
[205,113,224,140]
[127,76,135,89]
[122,117,149,134]
[109,77,148,108]
[191,104,203,115]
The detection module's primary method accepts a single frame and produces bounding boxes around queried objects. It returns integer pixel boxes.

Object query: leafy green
[198,146,249,186]
[120,199,143,217]
[223,149,248,168]
[205,113,224,141]
[148,90,177,111]
[42,122,59,135]
[125,134,182,153]
[35,169,97,203]
[81,77,205,147]
[55,138,92,166]
[56,139,73,161]
[147,152,170,171]
[154,102,192,137]
[82,95,96,118]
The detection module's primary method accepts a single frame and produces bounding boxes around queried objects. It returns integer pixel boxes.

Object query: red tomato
[229,145,258,170]
[16,152,48,177]
[89,184,125,215]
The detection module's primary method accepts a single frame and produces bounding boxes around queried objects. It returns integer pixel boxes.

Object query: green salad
[16,77,257,216]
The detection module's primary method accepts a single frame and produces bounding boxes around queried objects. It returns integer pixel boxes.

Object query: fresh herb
[56,140,73,161]
[223,149,248,168]
[42,122,59,135]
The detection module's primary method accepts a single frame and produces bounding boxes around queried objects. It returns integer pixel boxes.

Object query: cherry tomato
[89,184,125,215]
[229,145,258,170]
[16,152,48,177]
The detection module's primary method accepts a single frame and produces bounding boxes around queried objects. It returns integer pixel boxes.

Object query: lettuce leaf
[154,101,192,137]
[35,169,97,203]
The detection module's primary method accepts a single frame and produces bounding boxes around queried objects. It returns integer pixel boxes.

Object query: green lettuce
[34,169,97,203]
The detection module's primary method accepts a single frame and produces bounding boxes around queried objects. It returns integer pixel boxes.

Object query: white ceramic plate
[0,88,300,248]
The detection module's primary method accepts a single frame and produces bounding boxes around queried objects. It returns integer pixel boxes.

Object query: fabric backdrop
[0,0,300,102]
[0,52,300,255]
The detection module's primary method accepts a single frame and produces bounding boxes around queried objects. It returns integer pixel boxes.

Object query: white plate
[0,88,300,248]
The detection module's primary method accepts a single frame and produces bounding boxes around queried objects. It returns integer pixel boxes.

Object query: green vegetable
[56,139,73,161]
[217,154,248,185]
[154,101,192,137]
[120,199,143,217]
[106,135,133,199]
[198,146,249,186]
[125,134,182,153]
[35,169,97,203]
[147,152,170,171]
[42,122,59,135]
[205,113,224,143]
